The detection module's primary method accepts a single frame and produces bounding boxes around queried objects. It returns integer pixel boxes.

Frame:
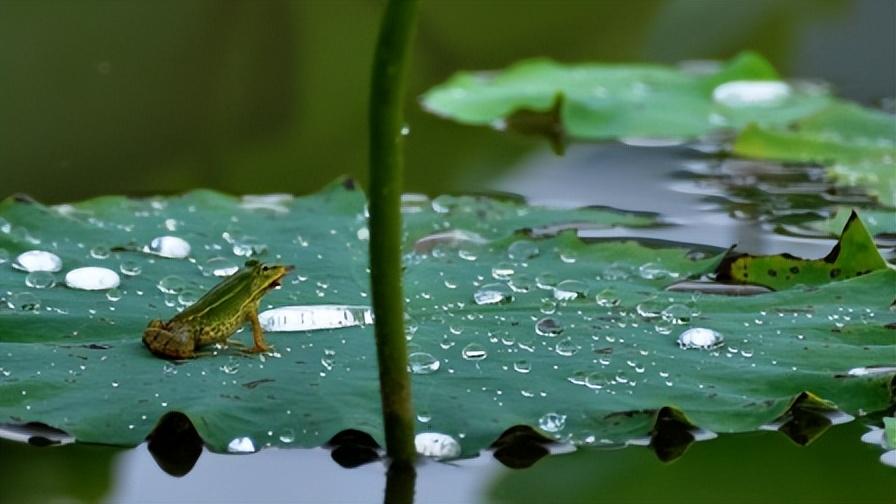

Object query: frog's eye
[262,265,270,272]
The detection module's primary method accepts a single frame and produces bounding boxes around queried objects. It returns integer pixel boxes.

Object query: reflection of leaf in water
[716,211,888,290]
[0,183,893,458]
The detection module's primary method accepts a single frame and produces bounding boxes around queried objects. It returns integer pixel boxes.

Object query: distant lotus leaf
[716,211,889,290]
[0,183,893,458]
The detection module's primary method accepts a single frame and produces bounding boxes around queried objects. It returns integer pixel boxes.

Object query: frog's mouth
[269,265,295,289]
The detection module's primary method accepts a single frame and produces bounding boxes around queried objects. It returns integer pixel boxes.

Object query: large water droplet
[408,352,440,375]
[144,236,191,259]
[226,437,256,453]
[258,305,374,332]
[461,343,487,361]
[25,271,56,289]
[535,317,563,337]
[712,80,791,107]
[538,413,567,433]
[201,257,239,277]
[473,283,514,305]
[13,250,62,273]
[414,432,461,459]
[677,328,724,350]
[507,240,539,261]
[553,280,588,301]
[65,267,120,290]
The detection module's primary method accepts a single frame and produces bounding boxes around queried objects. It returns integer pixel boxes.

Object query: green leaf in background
[0,184,893,457]
[733,102,896,207]
[715,210,889,290]
[884,417,896,451]
[802,207,896,238]
[421,51,830,141]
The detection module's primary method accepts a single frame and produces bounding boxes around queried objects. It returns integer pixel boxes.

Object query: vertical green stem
[368,0,419,466]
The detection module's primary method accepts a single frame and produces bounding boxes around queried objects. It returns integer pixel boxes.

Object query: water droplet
[473,283,514,305]
[400,124,411,136]
[119,260,142,276]
[661,304,693,325]
[0,248,9,264]
[157,275,186,294]
[638,262,677,280]
[555,338,578,356]
[535,273,558,290]
[415,432,461,459]
[595,288,620,308]
[461,343,487,361]
[539,299,557,314]
[201,257,239,277]
[400,193,430,214]
[431,195,459,214]
[636,298,664,319]
[457,249,478,261]
[25,271,56,289]
[230,236,267,257]
[491,262,515,280]
[220,358,240,375]
[513,360,531,373]
[65,267,120,290]
[258,305,374,332]
[13,250,62,273]
[677,328,724,350]
[226,437,256,453]
[507,240,539,261]
[713,80,791,107]
[508,273,534,293]
[553,280,588,301]
[279,428,296,443]
[90,246,110,259]
[535,317,563,337]
[538,413,567,433]
[7,292,40,311]
[558,250,578,263]
[600,263,630,280]
[105,288,123,301]
[144,236,191,258]
[177,289,201,306]
[408,352,440,375]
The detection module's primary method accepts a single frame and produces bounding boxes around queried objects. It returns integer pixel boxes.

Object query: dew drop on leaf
[473,283,514,305]
[119,260,142,276]
[13,250,62,273]
[65,267,120,290]
[408,352,440,375]
[226,437,256,453]
[507,240,539,261]
[461,343,487,361]
[538,412,567,433]
[535,317,564,337]
[677,327,724,350]
[6,292,40,311]
[25,271,55,289]
[144,236,191,259]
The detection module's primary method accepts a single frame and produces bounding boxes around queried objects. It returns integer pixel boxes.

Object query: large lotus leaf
[802,207,896,238]
[0,184,894,458]
[716,210,889,290]
[733,102,896,207]
[421,51,831,141]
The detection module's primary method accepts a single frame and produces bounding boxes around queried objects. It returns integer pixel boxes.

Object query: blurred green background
[1,0,893,203]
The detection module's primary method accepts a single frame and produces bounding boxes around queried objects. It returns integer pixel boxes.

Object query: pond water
[1,141,893,503]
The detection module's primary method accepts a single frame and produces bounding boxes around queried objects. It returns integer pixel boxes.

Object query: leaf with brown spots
[716,211,888,290]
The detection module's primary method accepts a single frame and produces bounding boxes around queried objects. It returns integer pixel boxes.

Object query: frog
[142,260,294,359]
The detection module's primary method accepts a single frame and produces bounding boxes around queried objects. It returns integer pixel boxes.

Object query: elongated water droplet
[259,305,374,332]
[713,80,791,107]
[415,432,461,459]
[65,267,120,290]
[461,343,487,361]
[13,250,62,273]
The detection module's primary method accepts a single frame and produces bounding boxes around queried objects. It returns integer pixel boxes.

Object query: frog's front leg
[244,306,272,354]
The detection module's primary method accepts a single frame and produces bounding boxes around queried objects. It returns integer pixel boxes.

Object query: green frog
[143,260,293,359]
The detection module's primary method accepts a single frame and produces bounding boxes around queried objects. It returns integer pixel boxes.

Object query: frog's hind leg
[143,321,196,359]
[243,306,272,354]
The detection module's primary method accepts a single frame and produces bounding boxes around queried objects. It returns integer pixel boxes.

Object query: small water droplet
[535,317,563,337]
[713,80,791,107]
[508,273,534,293]
[416,411,432,423]
[177,289,201,306]
[105,288,123,301]
[677,328,724,350]
[279,428,296,443]
[25,271,56,289]
[538,412,567,433]
[13,250,62,273]
[513,360,531,373]
[144,236,191,258]
[507,240,539,261]
[220,358,240,375]
[65,267,120,290]
[157,275,185,294]
[491,262,515,280]
[553,280,588,301]
[408,352,440,375]
[535,273,558,290]
[461,343,487,361]
[662,304,693,325]
[230,236,267,257]
[119,260,142,276]
[473,283,514,305]
[638,262,677,280]
[90,245,110,259]
[201,257,239,277]
[595,288,620,307]
[555,338,578,356]
[6,292,40,311]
